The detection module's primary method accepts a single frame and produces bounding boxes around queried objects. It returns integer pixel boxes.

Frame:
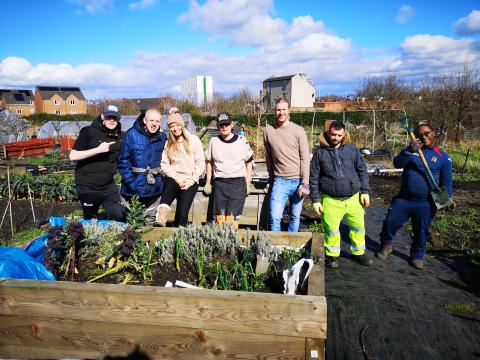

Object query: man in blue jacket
[376,123,453,269]
[310,121,372,268]
[117,108,167,226]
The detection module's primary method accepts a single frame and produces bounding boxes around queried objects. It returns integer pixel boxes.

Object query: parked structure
[34,86,87,115]
[0,89,35,116]
[181,76,213,107]
[262,74,315,110]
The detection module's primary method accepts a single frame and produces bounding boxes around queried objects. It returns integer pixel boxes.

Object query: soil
[0,199,81,241]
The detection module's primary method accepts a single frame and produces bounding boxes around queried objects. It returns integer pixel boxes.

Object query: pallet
[0,230,326,359]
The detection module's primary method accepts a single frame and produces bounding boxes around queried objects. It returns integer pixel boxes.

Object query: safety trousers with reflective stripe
[321,193,366,256]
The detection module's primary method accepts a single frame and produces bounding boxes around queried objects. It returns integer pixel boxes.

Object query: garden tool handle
[408,132,440,191]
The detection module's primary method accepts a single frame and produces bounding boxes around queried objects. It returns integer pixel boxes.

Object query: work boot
[410,258,424,270]
[325,255,339,268]
[376,244,393,260]
[352,253,373,266]
[154,205,170,227]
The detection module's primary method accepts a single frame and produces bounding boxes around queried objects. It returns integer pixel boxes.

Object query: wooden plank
[141,227,314,248]
[0,315,307,360]
[0,279,327,339]
[166,190,266,227]
[308,232,325,297]
[305,338,325,360]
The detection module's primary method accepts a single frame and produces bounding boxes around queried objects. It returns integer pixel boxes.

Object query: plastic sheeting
[37,121,91,138]
[0,217,125,281]
[0,246,55,281]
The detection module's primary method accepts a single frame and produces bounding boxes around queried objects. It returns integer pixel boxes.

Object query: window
[16,109,22,114]
[54,99,60,105]
[70,109,76,114]
[55,110,61,115]
[70,99,75,105]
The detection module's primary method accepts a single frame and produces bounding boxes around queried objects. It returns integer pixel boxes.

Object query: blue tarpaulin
[0,217,124,281]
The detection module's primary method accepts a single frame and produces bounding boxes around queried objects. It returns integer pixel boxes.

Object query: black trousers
[76,182,126,222]
[160,177,199,226]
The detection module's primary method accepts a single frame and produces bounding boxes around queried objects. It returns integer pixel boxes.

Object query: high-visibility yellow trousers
[321,193,366,257]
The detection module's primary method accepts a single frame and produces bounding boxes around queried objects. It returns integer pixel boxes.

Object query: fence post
[372,110,376,151]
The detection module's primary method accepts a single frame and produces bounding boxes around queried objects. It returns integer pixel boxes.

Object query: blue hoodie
[394,145,452,200]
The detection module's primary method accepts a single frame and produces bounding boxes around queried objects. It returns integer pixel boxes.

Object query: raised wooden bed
[0,230,326,359]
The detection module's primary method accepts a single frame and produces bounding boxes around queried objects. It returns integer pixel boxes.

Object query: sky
[1,0,479,100]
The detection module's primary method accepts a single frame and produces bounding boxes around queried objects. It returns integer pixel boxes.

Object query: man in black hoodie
[69,104,126,221]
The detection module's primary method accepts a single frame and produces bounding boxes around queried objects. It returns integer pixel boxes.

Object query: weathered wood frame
[0,230,325,359]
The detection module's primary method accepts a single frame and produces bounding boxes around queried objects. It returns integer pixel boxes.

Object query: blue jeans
[269,177,304,232]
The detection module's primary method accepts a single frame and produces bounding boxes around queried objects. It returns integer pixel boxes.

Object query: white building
[261,73,315,109]
[181,76,213,107]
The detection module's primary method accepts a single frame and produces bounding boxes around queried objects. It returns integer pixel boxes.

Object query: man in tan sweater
[264,98,310,232]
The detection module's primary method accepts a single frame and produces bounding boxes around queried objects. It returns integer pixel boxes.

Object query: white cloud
[129,0,157,11]
[3,3,480,98]
[68,0,113,13]
[396,34,478,78]
[454,10,480,35]
[179,0,273,30]
[396,4,415,24]
[288,16,325,40]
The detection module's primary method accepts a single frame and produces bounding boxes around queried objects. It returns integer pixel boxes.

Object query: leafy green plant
[0,171,76,201]
[126,196,146,230]
[175,236,183,271]
[281,247,306,268]
[308,221,324,233]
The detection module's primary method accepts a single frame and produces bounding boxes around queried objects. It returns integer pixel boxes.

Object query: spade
[398,115,453,210]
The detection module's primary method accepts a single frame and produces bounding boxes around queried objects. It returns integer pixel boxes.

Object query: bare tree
[0,109,27,142]
[406,63,480,142]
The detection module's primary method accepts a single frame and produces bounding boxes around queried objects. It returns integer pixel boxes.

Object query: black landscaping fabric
[325,205,480,360]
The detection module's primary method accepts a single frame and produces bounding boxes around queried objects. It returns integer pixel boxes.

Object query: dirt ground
[0,199,81,241]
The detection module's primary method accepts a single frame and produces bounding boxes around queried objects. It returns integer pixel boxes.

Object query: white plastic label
[310,350,319,358]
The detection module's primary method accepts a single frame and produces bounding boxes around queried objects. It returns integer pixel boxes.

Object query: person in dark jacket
[376,123,453,269]
[70,104,126,221]
[310,121,372,268]
[117,108,167,226]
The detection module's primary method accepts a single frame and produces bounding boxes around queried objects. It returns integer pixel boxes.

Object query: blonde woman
[155,113,205,226]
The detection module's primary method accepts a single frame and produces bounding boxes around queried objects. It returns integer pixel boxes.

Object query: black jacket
[73,117,124,186]
[310,131,369,201]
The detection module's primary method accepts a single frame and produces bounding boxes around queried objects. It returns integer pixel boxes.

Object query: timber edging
[0,230,326,359]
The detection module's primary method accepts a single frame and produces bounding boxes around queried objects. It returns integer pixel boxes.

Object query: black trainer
[325,256,339,268]
[352,253,373,266]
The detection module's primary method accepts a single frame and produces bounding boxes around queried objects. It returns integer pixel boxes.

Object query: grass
[443,303,477,314]
[0,228,45,248]
[446,140,480,181]
[432,207,480,250]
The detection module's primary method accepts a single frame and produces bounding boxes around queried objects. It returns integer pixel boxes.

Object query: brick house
[0,89,35,116]
[35,86,87,115]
